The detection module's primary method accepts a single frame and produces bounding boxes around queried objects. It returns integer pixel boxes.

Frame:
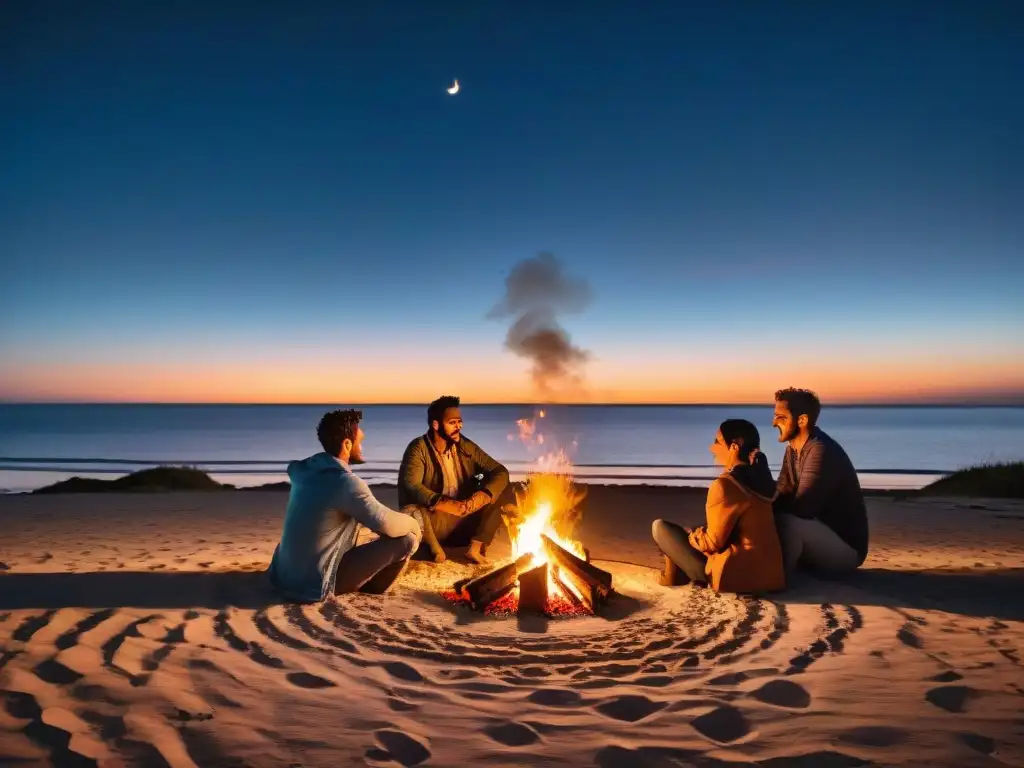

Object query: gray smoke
[488,253,593,395]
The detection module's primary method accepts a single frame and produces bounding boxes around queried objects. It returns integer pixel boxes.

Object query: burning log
[517,562,548,615]
[541,534,612,612]
[461,553,534,610]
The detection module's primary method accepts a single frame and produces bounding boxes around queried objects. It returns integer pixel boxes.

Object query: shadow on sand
[0,570,284,611]
[1,567,1021,622]
[778,567,1024,622]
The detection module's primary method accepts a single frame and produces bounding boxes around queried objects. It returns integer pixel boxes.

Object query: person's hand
[466,491,491,514]
[432,497,463,516]
[500,503,523,527]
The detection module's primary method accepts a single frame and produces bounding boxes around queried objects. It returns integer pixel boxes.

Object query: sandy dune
[1,486,1022,767]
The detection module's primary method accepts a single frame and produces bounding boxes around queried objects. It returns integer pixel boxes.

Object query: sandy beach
[1,485,1022,767]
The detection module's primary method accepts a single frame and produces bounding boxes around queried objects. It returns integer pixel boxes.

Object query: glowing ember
[442,588,591,618]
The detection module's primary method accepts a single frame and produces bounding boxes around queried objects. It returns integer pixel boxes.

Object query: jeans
[333,532,418,595]
[775,513,860,576]
[651,519,707,584]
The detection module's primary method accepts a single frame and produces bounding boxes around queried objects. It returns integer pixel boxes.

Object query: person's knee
[651,518,668,543]
[398,531,419,558]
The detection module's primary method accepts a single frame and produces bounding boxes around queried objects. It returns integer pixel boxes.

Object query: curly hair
[317,409,362,456]
[774,388,821,427]
[427,395,460,426]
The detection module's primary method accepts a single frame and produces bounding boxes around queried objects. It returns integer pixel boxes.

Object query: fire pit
[445,451,614,617]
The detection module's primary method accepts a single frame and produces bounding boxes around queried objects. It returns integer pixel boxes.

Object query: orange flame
[509,449,587,597]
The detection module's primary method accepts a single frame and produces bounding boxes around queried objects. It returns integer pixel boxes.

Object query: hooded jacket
[688,456,786,594]
[267,452,419,602]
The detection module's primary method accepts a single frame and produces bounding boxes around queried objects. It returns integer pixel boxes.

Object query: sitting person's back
[696,458,786,593]
[269,410,421,602]
[771,388,869,575]
[652,419,785,595]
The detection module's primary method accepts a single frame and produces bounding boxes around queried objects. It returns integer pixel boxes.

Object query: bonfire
[446,442,613,617]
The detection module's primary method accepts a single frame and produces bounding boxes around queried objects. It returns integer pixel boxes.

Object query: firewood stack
[451,535,613,616]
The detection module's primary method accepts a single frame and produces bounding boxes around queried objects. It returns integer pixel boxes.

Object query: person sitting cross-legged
[398,395,516,565]
[771,387,869,578]
[652,419,785,595]
[267,409,422,602]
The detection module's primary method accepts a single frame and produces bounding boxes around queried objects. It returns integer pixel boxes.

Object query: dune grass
[920,461,1024,498]
[33,466,231,494]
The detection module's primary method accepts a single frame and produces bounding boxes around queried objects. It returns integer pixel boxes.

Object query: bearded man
[398,395,516,564]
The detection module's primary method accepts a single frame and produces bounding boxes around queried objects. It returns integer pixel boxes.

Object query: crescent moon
[447,79,459,95]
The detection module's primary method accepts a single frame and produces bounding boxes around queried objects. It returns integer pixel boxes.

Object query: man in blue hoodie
[267,409,422,602]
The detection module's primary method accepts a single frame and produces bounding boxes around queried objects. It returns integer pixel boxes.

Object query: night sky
[2,2,1022,403]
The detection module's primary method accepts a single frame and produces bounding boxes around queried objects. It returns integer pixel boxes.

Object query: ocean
[1,404,1022,493]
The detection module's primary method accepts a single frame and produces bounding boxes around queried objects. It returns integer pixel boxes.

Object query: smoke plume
[488,253,593,395]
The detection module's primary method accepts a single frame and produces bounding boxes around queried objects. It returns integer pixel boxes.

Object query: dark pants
[651,519,707,584]
[333,532,418,595]
[410,485,512,557]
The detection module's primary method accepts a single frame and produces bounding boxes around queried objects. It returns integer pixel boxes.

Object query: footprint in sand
[438,668,477,681]
[838,725,908,747]
[926,685,978,713]
[34,659,83,686]
[387,696,418,712]
[285,672,336,689]
[690,704,751,744]
[382,661,424,683]
[708,668,778,687]
[528,688,583,707]
[897,624,922,648]
[958,732,996,755]
[371,729,431,766]
[633,675,674,688]
[929,670,963,683]
[484,721,540,747]
[594,745,698,768]
[749,679,811,709]
[594,694,667,723]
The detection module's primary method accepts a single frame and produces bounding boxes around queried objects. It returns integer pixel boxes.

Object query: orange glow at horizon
[1,353,1022,404]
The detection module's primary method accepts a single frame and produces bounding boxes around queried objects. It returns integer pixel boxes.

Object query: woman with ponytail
[651,419,785,594]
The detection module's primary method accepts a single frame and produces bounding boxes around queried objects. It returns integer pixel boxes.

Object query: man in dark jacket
[772,388,869,577]
[398,395,514,564]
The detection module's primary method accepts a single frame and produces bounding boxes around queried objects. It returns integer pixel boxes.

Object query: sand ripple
[1,558,1022,766]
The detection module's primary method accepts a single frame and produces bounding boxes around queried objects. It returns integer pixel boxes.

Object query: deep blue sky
[2,2,1022,403]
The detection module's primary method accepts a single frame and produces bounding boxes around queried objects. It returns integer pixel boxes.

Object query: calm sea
[1,404,1022,493]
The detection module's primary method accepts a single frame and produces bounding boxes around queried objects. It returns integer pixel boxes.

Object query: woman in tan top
[651,419,785,595]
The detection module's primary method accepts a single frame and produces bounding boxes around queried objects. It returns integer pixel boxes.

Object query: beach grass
[32,466,229,494]
[919,461,1024,498]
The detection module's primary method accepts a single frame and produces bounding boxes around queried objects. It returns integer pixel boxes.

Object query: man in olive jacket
[398,395,514,564]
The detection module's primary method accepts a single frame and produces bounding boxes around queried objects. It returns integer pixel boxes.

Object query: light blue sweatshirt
[267,452,419,602]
